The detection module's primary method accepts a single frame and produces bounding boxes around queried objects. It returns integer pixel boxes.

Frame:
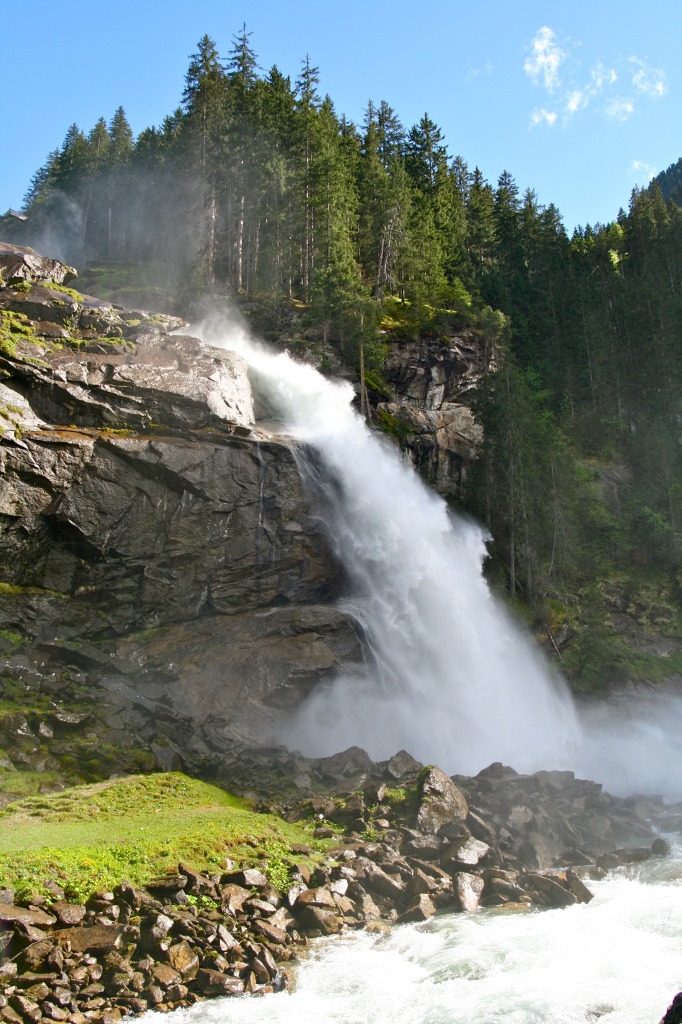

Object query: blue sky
[1,0,680,233]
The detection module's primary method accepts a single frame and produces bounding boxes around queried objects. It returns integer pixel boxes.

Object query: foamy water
[142,844,682,1024]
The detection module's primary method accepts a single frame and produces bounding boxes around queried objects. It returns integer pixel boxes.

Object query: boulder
[453,872,485,913]
[416,766,469,833]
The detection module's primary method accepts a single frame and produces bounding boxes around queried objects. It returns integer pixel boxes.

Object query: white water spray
[190,317,682,795]
[196,317,582,776]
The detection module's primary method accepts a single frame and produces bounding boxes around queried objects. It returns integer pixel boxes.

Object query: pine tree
[181,35,228,283]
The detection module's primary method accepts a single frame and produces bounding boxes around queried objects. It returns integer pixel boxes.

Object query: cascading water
[196,317,581,777]
[193,317,682,798]
[168,320,682,1024]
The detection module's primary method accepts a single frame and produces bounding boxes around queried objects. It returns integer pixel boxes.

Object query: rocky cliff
[376,334,485,500]
[0,245,367,792]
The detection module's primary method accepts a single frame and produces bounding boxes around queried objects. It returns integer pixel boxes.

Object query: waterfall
[195,317,582,777]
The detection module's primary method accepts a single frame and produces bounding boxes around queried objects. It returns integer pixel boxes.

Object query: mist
[190,315,682,801]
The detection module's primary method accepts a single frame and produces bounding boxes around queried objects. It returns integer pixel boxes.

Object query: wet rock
[251,920,287,946]
[453,872,485,913]
[397,894,437,923]
[521,872,578,908]
[166,940,199,980]
[296,906,342,935]
[416,766,469,833]
[194,969,244,997]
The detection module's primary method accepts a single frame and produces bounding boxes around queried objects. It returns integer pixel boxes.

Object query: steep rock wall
[0,247,364,779]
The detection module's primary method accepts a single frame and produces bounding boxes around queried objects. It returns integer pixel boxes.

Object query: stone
[297,906,342,935]
[166,940,199,980]
[23,985,50,1003]
[0,904,56,928]
[252,920,287,945]
[221,868,268,890]
[416,766,469,833]
[9,995,42,1023]
[522,872,577,908]
[18,941,54,970]
[151,964,181,988]
[397,894,437,923]
[454,872,485,913]
[294,887,336,910]
[445,836,490,867]
[354,858,406,901]
[51,904,86,927]
[52,925,125,953]
[194,969,244,996]
[386,750,423,780]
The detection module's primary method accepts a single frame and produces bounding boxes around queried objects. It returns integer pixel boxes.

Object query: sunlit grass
[0,772,327,902]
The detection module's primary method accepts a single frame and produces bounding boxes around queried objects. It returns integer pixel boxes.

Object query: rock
[416,766,469,833]
[194,969,244,997]
[0,251,76,287]
[9,995,42,1023]
[0,904,56,928]
[52,924,125,953]
[221,869,268,890]
[354,859,406,901]
[166,940,199,980]
[220,884,252,915]
[17,941,54,970]
[444,836,490,867]
[397,894,437,923]
[294,887,336,911]
[296,906,342,935]
[453,872,485,913]
[386,750,423,781]
[51,904,86,927]
[521,872,578,908]
[660,992,682,1024]
[151,964,181,988]
[252,920,287,945]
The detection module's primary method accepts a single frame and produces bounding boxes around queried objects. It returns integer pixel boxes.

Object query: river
[140,842,682,1024]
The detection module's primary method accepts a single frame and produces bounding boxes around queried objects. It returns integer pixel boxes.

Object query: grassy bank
[0,772,328,903]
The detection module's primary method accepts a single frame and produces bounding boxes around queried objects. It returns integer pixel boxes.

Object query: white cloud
[566,89,589,114]
[524,31,666,130]
[629,57,666,98]
[529,108,558,128]
[524,26,567,92]
[591,62,617,89]
[606,98,635,121]
[631,160,656,182]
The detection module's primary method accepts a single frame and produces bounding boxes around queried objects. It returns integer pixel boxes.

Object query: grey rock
[416,766,469,833]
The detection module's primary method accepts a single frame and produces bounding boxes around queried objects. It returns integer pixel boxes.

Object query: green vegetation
[0,772,330,903]
[0,308,36,357]
[1,25,680,691]
[40,280,84,302]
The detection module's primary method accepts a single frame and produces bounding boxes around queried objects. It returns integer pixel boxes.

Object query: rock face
[377,334,487,500]
[0,246,364,778]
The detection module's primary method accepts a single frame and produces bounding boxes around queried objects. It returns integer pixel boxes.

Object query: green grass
[0,772,328,902]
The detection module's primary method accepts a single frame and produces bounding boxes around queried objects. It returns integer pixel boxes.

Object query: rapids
[140,843,682,1024]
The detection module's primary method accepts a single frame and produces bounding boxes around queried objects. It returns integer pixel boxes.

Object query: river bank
[1,757,679,1023]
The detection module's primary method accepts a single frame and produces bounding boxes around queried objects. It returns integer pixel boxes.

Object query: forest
[3,28,682,690]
